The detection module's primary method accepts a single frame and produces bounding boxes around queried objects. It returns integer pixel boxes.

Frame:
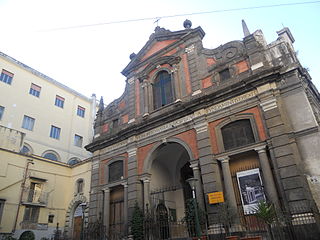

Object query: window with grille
[50,125,61,139]
[221,119,255,150]
[23,206,40,222]
[22,115,35,131]
[0,106,4,120]
[29,83,41,97]
[74,134,83,147]
[77,106,85,117]
[0,70,13,85]
[153,71,174,109]
[109,161,123,182]
[55,95,65,108]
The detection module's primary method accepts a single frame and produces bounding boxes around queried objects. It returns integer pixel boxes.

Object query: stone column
[190,161,205,210]
[217,156,238,212]
[122,182,128,236]
[255,146,280,208]
[102,187,110,234]
[141,174,151,212]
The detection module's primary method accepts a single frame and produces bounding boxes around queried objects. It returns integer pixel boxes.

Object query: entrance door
[156,203,170,239]
[109,187,124,239]
[73,204,83,240]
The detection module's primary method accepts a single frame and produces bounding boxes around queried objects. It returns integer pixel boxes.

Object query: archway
[148,141,194,222]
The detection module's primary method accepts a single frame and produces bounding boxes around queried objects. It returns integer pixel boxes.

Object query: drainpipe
[12,159,34,233]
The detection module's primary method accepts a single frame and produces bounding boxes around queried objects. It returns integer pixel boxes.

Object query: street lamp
[187,178,201,239]
[80,202,87,240]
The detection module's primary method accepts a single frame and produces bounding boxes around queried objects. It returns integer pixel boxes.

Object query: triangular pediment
[122,26,205,77]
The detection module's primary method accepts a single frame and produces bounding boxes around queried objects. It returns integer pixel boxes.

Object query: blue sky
[0,0,319,103]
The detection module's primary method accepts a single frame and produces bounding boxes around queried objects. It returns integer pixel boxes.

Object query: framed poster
[236,168,265,214]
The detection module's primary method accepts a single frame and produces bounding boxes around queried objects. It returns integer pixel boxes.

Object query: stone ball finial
[129,53,136,60]
[183,19,192,29]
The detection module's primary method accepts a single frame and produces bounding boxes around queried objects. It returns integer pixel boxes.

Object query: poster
[236,168,265,214]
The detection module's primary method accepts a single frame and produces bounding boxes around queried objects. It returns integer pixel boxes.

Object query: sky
[0,0,319,104]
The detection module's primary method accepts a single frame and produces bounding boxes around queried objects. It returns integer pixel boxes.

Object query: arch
[68,157,80,165]
[215,113,260,152]
[142,137,195,174]
[42,150,60,161]
[19,231,35,240]
[64,194,87,238]
[20,143,33,155]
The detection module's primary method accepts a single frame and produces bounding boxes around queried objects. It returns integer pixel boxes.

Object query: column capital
[254,145,266,153]
[194,122,208,134]
[127,148,137,158]
[102,187,110,193]
[121,182,128,188]
[217,156,230,163]
[190,162,199,171]
[140,173,151,182]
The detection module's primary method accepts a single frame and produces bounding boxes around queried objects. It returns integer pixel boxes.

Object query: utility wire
[41,1,320,31]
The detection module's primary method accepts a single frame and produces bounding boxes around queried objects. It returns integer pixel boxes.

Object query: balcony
[21,188,48,206]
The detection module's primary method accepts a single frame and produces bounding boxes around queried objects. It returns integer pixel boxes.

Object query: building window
[76,179,84,194]
[221,119,255,151]
[219,68,231,81]
[0,106,4,120]
[50,126,60,139]
[21,144,33,155]
[112,119,119,129]
[74,134,83,147]
[68,157,80,165]
[109,161,123,182]
[23,206,40,223]
[0,69,13,85]
[153,71,174,109]
[48,214,54,223]
[55,95,65,108]
[77,106,85,117]
[43,152,59,161]
[29,83,41,97]
[0,199,5,225]
[22,115,35,131]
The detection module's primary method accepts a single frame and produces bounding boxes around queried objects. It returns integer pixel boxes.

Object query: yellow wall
[0,53,97,163]
[0,146,91,239]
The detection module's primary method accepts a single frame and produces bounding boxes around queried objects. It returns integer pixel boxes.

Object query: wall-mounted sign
[208,191,224,204]
[236,168,266,214]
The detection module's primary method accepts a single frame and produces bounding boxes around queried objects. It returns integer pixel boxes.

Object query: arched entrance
[147,141,194,223]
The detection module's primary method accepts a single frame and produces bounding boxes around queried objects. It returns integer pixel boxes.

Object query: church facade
[86,21,320,238]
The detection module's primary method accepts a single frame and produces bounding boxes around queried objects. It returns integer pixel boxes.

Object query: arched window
[42,151,59,161]
[21,143,33,155]
[108,161,123,182]
[221,119,255,150]
[68,157,80,165]
[153,71,174,109]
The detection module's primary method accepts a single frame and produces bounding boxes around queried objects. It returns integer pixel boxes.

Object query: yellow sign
[208,192,224,204]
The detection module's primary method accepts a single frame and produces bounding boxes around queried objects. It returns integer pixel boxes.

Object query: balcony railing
[21,188,48,206]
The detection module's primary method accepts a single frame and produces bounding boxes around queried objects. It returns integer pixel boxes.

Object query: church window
[221,119,255,150]
[153,71,174,109]
[108,161,123,182]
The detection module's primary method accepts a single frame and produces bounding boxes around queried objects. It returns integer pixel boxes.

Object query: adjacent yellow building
[0,52,96,239]
[0,51,97,164]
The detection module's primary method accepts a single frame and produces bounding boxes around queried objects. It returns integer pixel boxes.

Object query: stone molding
[260,98,277,112]
[127,148,137,157]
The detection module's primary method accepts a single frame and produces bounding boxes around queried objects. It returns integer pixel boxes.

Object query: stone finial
[183,19,192,29]
[98,96,104,112]
[242,19,250,37]
[129,53,136,60]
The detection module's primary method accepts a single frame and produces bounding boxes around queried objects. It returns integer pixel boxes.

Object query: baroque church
[85,20,320,239]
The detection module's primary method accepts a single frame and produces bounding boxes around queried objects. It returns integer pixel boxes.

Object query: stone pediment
[122,26,205,77]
